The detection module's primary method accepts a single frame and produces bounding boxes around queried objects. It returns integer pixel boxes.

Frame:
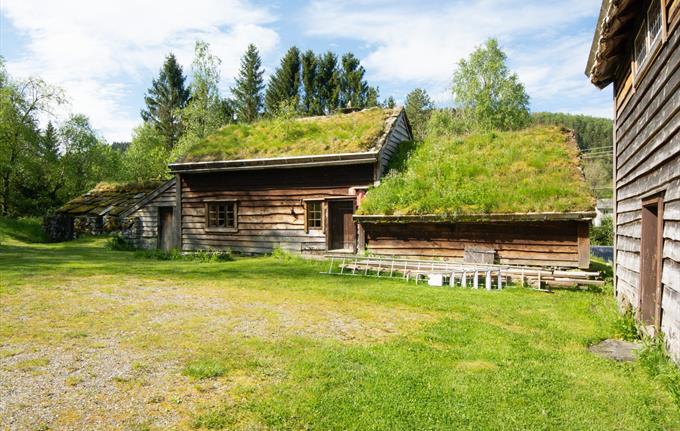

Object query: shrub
[105,234,136,251]
[613,307,640,341]
[638,336,680,406]
[590,216,613,246]
[135,248,232,262]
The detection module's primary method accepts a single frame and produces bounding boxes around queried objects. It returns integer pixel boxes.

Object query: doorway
[639,196,664,326]
[328,200,356,251]
[158,207,175,251]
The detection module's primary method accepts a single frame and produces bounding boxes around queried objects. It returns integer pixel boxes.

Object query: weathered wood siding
[377,110,412,177]
[125,185,176,249]
[180,164,373,254]
[613,17,680,361]
[361,221,589,268]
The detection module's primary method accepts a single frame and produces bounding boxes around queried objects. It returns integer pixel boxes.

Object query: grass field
[1,219,679,430]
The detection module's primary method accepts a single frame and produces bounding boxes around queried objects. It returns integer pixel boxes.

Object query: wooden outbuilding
[586,0,680,361]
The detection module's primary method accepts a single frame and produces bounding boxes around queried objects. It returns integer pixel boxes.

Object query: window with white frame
[635,1,663,72]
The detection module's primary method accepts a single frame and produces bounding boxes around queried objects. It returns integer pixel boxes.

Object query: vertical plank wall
[125,186,177,249]
[613,21,680,361]
[180,164,374,254]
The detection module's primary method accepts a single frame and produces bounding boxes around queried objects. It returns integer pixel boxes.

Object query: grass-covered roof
[357,126,595,218]
[57,181,164,216]
[178,107,400,162]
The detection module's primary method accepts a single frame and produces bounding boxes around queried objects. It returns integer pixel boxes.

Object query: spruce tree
[404,88,435,140]
[365,86,380,108]
[264,47,301,115]
[316,51,340,114]
[141,53,190,149]
[301,50,320,115]
[232,44,264,123]
[339,53,368,109]
[384,96,396,109]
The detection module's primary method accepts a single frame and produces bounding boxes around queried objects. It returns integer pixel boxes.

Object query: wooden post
[485,270,492,290]
[461,271,467,287]
[450,272,456,287]
[498,269,503,290]
[473,270,479,289]
[577,222,590,269]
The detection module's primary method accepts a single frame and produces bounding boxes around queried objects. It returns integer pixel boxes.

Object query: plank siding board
[126,185,177,249]
[363,221,584,268]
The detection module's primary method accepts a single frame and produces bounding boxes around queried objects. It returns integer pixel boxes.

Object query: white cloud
[303,0,610,116]
[2,0,280,141]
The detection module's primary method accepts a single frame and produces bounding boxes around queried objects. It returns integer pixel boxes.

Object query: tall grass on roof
[358,125,595,216]
[178,108,392,162]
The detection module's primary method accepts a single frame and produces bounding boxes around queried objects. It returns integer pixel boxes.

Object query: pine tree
[316,51,340,114]
[141,53,190,149]
[404,88,435,140]
[264,47,301,115]
[339,53,369,109]
[232,44,264,123]
[384,96,396,109]
[365,86,380,108]
[301,50,320,115]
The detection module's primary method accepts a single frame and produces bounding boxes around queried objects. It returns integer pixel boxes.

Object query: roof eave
[353,211,597,223]
[169,152,380,174]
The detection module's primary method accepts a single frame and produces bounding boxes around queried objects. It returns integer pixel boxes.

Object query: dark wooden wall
[612,11,680,361]
[361,221,590,268]
[180,164,374,254]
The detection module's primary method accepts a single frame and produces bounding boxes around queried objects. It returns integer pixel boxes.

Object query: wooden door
[158,207,175,251]
[328,201,355,251]
[639,198,663,326]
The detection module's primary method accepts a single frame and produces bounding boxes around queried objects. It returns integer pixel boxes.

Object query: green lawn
[1,221,679,430]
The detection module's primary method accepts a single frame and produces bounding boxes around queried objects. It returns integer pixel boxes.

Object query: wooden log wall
[613,17,680,361]
[126,186,176,249]
[361,221,589,268]
[180,164,374,254]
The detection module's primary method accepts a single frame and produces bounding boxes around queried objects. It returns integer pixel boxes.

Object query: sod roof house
[168,107,412,254]
[586,0,680,362]
[355,126,596,268]
[44,181,173,244]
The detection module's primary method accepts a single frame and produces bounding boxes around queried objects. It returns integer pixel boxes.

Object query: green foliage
[339,52,369,109]
[178,107,390,162]
[404,88,434,140]
[183,357,228,380]
[452,38,530,132]
[300,49,321,115]
[192,406,234,429]
[59,114,123,200]
[141,53,189,149]
[359,126,595,216]
[179,41,232,145]
[121,123,171,182]
[265,46,302,115]
[384,96,396,109]
[613,307,641,341]
[232,44,265,123]
[0,216,45,244]
[590,216,613,246]
[105,233,136,251]
[316,51,341,114]
[136,248,232,262]
[638,336,680,406]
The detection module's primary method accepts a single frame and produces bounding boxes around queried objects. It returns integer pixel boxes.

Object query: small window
[207,202,236,229]
[306,201,322,230]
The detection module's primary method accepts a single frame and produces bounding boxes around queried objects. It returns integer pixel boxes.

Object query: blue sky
[0,0,611,142]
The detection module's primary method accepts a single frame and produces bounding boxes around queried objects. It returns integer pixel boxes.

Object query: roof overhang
[353,211,596,224]
[169,152,379,174]
[585,0,639,88]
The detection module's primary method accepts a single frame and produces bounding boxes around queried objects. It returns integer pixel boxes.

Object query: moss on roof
[178,108,399,162]
[357,126,595,217]
[57,181,164,216]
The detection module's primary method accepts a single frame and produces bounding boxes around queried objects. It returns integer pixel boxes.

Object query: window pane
[648,1,661,43]
[208,203,236,228]
[635,24,647,67]
[307,201,322,229]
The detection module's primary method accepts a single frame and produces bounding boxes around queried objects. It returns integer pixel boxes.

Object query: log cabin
[355,126,596,269]
[168,107,413,254]
[586,0,680,361]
